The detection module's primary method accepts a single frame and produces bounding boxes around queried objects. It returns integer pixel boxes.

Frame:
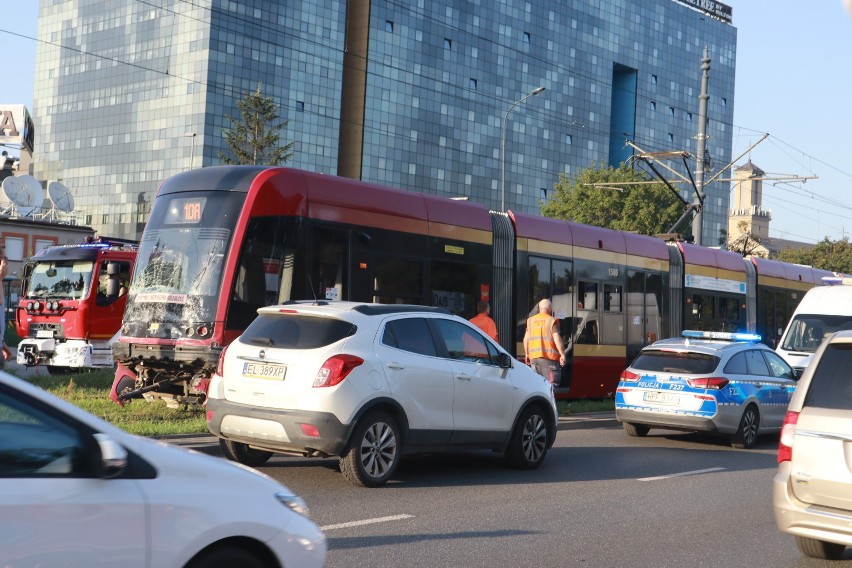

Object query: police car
[615,330,798,449]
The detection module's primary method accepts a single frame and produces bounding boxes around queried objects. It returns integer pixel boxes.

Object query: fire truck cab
[15,240,136,374]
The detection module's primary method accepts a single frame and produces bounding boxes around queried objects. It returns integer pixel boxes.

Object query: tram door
[627,270,663,362]
[311,226,350,301]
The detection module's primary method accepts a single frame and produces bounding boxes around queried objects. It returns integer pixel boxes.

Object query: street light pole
[501,86,545,212]
[184,132,196,170]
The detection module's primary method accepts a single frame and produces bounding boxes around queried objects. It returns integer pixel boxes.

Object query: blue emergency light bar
[682,330,762,343]
[821,275,852,286]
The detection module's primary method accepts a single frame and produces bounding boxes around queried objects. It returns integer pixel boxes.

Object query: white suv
[774,329,852,559]
[206,301,557,487]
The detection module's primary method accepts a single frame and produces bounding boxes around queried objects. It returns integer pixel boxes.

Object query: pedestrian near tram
[523,298,566,383]
[469,300,499,342]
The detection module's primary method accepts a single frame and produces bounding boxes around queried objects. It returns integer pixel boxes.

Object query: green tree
[540,163,686,236]
[774,237,852,273]
[218,83,294,166]
[728,221,765,257]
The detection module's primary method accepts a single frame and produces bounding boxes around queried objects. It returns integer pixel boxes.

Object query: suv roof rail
[353,304,451,316]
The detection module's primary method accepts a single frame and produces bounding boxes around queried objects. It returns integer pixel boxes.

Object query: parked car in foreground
[615,330,798,448]
[206,301,558,487]
[0,371,325,567]
[774,329,852,560]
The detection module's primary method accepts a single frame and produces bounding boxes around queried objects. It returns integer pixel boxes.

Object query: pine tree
[218,83,295,166]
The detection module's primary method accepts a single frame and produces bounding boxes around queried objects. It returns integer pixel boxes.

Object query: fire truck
[15,239,136,374]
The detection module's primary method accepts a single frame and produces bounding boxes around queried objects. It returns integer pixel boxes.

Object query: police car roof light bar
[681,330,762,343]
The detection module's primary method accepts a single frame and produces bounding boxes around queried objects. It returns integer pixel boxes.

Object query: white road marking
[638,467,726,481]
[321,514,414,531]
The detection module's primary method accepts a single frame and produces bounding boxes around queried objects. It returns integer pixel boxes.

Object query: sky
[2,1,851,244]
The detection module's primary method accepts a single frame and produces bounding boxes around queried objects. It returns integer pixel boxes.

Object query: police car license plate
[644,391,679,405]
[242,362,287,380]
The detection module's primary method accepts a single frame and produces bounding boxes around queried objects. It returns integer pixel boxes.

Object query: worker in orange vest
[523,298,566,384]
[469,300,499,342]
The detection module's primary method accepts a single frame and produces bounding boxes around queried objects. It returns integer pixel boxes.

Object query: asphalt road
[167,418,851,568]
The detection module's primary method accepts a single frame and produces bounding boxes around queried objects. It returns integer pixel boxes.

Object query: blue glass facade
[33,0,736,244]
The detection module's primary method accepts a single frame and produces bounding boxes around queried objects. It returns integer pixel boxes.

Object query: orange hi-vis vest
[527,312,560,360]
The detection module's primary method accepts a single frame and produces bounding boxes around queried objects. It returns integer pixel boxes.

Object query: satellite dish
[48,181,75,212]
[1,175,41,218]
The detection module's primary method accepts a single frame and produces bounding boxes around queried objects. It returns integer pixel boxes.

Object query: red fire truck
[15,239,136,374]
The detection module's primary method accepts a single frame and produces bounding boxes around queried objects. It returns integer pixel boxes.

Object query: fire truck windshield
[25,260,94,300]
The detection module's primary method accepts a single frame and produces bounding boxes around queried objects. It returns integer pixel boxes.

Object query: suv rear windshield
[804,343,852,410]
[631,350,719,375]
[240,314,356,349]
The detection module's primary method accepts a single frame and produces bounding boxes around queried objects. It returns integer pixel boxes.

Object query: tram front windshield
[124,191,243,328]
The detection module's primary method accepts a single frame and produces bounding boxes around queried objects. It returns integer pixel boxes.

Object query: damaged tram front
[111,166,303,406]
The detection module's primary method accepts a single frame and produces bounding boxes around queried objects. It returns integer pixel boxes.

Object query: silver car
[615,330,798,449]
[773,329,852,560]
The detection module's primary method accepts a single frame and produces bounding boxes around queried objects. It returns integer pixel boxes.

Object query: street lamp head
[531,86,546,95]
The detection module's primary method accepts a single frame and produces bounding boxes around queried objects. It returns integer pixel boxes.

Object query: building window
[565,134,572,145]
[540,188,547,200]
[721,97,727,107]
[650,101,656,111]
[524,32,531,43]
[668,107,674,117]
[385,20,393,33]
[444,38,452,50]
[296,101,304,112]
[651,74,657,85]
[668,133,674,143]
[687,112,693,122]
[469,78,477,90]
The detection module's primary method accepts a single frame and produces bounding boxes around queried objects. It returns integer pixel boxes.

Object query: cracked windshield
[125,227,230,324]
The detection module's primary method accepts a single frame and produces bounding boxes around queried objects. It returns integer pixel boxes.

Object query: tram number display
[165,197,207,224]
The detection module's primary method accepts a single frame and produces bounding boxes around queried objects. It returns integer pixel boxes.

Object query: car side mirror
[498,352,513,369]
[94,433,128,479]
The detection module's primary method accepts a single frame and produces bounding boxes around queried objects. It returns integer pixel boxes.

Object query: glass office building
[33,0,736,243]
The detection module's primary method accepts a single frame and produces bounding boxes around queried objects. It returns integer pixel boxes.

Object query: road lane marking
[321,514,414,531]
[638,467,726,481]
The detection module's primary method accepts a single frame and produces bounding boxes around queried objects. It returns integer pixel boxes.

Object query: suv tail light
[314,355,364,388]
[686,377,729,389]
[216,344,229,377]
[778,410,799,463]
[620,370,640,382]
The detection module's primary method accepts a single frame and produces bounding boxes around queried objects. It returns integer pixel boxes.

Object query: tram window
[720,296,740,325]
[529,257,551,308]
[373,256,422,304]
[431,260,480,316]
[551,260,573,318]
[576,320,599,345]
[313,228,348,301]
[578,282,597,310]
[690,294,714,320]
[227,217,306,330]
[604,284,622,312]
